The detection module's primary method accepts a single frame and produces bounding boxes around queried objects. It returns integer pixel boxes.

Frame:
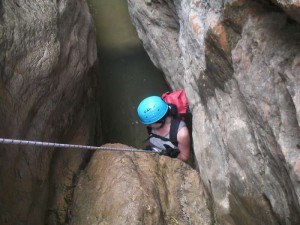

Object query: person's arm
[177,126,190,161]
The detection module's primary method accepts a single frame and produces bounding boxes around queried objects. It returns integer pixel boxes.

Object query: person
[137,96,190,162]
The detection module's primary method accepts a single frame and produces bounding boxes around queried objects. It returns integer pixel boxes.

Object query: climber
[137,96,190,162]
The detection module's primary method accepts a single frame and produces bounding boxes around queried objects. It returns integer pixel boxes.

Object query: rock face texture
[0,1,98,224]
[1,0,300,224]
[69,144,211,225]
[0,1,211,225]
[127,0,300,224]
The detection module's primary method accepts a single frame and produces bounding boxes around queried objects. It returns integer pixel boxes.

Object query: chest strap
[146,118,181,147]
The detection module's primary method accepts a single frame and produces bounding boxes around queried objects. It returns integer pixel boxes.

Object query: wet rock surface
[128,0,300,224]
[69,143,212,225]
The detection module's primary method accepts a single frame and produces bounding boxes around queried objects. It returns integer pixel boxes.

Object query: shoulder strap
[169,118,181,146]
[145,126,170,142]
[145,119,181,146]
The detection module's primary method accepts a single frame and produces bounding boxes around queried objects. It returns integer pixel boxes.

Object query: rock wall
[1,0,299,224]
[68,143,212,225]
[0,1,98,224]
[127,0,300,224]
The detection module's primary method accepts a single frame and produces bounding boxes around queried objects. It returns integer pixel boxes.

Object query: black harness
[146,118,181,147]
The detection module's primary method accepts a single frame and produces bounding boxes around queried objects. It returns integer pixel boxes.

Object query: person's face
[148,122,163,129]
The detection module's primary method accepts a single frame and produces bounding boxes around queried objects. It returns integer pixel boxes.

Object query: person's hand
[160,144,180,158]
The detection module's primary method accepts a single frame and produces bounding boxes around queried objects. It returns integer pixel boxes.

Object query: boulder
[69,144,212,225]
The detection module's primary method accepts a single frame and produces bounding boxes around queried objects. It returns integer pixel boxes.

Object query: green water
[87,0,170,148]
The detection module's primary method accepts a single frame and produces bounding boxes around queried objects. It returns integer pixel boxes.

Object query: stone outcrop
[271,0,300,23]
[0,1,97,224]
[127,0,300,224]
[69,144,212,225]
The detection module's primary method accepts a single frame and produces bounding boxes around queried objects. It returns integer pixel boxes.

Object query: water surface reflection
[87,0,170,147]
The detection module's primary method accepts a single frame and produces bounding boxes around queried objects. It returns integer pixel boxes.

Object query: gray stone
[127,0,300,224]
[0,1,97,224]
[271,0,300,23]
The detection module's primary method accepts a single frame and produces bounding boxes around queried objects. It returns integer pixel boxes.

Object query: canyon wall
[0,1,212,224]
[127,0,300,224]
[0,1,98,224]
[1,0,300,224]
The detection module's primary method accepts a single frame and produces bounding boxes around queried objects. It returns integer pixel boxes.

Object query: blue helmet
[137,96,169,124]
